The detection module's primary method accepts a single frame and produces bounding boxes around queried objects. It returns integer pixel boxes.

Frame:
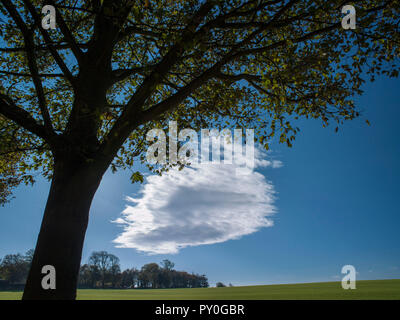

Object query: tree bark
[22,158,105,300]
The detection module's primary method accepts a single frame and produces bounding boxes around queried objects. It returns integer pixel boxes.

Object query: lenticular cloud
[113,151,281,254]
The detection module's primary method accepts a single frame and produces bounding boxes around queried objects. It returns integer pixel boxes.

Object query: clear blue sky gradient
[1,76,399,286]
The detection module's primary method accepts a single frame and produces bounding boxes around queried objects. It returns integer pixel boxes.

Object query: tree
[0,251,32,284]
[160,259,175,271]
[200,275,209,288]
[78,264,100,288]
[0,0,398,299]
[120,268,139,288]
[88,251,120,289]
[159,260,175,288]
[216,282,226,287]
[109,257,122,288]
[24,249,35,264]
[140,263,161,288]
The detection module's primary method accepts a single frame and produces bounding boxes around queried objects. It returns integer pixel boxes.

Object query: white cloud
[113,149,280,254]
[271,160,284,168]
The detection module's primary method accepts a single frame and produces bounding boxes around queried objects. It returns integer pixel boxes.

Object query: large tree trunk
[22,158,106,300]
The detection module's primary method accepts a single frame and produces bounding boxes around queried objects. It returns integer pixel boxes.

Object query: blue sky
[1,75,399,286]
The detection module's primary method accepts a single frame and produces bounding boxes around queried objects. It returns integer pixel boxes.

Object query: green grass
[0,279,399,300]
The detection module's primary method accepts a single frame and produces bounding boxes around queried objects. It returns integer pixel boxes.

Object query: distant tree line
[0,249,33,288]
[0,250,208,290]
[78,251,209,289]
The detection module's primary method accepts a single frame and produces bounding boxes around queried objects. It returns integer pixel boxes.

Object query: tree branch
[0,71,66,78]
[0,42,90,53]
[1,0,54,134]
[97,1,217,162]
[46,0,85,65]
[21,0,76,87]
[110,65,155,84]
[215,72,262,83]
[0,144,48,157]
[118,25,162,41]
[0,94,56,143]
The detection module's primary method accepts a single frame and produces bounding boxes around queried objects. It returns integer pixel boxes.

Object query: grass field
[0,279,399,300]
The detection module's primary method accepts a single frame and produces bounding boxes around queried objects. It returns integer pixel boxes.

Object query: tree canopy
[0,0,399,204]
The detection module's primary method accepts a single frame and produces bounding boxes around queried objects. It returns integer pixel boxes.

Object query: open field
[0,279,399,300]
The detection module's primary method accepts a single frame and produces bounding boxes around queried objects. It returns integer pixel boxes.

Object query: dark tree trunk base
[22,161,104,300]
